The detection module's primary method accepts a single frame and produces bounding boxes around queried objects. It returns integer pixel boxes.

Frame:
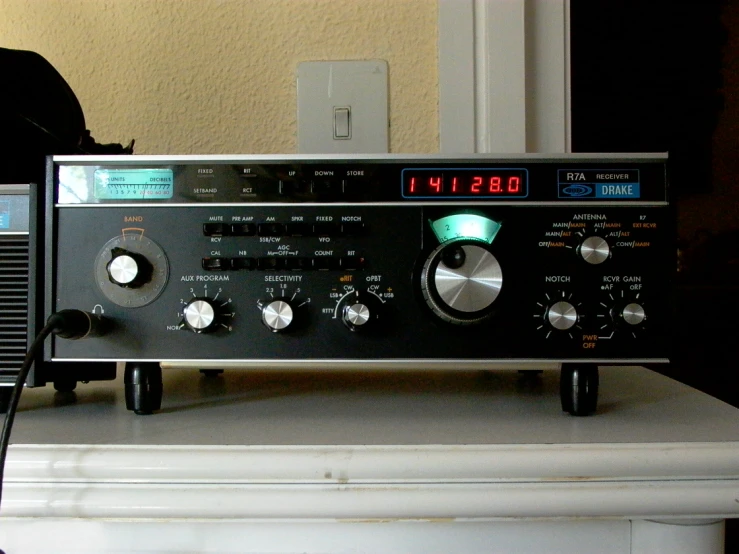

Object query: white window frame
[438,0,571,154]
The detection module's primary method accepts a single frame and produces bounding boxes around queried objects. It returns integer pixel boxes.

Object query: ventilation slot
[0,236,29,378]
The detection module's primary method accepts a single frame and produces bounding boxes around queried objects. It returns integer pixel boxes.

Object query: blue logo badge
[560,184,594,197]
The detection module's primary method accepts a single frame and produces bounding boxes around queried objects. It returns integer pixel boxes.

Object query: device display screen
[402,169,528,198]
[93,169,175,200]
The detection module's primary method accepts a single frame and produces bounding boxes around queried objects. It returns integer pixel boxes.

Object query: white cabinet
[2,366,738,553]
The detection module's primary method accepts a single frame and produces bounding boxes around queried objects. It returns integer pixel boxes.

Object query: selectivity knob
[261,299,294,332]
[182,298,219,333]
[547,301,578,330]
[579,236,610,265]
[106,248,153,288]
[421,240,503,325]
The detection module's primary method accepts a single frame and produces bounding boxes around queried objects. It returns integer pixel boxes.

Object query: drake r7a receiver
[46,154,671,415]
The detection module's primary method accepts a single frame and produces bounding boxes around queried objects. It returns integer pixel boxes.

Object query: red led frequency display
[402,169,528,198]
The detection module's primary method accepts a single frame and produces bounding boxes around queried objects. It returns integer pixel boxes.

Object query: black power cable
[0,310,108,511]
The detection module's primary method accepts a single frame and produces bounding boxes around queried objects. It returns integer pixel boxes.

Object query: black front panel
[48,155,672,364]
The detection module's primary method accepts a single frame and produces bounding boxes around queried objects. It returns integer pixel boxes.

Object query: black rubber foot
[200,369,224,378]
[53,379,77,393]
[0,388,12,414]
[560,364,599,416]
[124,362,163,415]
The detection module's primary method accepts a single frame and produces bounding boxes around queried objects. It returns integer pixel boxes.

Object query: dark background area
[571,0,738,548]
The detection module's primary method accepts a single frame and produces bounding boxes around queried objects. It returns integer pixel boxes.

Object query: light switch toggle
[333,106,351,140]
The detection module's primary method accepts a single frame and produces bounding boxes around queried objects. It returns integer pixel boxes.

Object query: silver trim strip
[51,358,670,368]
[0,231,30,236]
[52,153,668,163]
[0,184,31,194]
[56,201,669,208]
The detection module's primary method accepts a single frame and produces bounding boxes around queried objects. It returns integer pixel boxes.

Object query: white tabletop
[11,365,739,446]
[4,366,739,521]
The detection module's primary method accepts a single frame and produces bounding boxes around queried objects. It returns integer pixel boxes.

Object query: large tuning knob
[106,247,153,288]
[420,240,503,325]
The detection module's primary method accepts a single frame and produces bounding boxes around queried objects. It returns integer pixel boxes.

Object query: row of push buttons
[203,222,365,237]
[202,256,365,271]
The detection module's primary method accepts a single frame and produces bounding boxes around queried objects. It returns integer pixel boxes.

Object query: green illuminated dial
[94,169,174,200]
[429,214,501,244]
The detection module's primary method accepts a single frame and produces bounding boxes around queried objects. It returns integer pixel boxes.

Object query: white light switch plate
[297,60,388,153]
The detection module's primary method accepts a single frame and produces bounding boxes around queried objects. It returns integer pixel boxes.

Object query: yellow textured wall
[0,0,438,154]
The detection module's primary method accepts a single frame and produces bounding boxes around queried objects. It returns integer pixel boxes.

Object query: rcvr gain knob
[421,239,503,325]
[261,299,295,332]
[621,302,646,326]
[107,247,153,288]
[597,291,647,336]
[181,297,232,333]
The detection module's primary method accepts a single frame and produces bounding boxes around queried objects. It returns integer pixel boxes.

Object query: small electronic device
[0,184,115,411]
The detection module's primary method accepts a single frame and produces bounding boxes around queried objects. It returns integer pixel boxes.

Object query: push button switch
[279,180,310,196]
[203,223,229,236]
[340,256,364,270]
[231,223,256,236]
[258,223,285,236]
[257,257,284,270]
[285,257,313,270]
[313,257,340,271]
[202,257,230,271]
[311,179,344,197]
[231,257,256,270]
[313,222,341,236]
[341,222,366,236]
[285,223,312,236]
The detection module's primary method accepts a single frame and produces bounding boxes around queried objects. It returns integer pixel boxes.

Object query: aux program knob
[182,298,217,333]
[420,239,503,325]
[180,296,233,333]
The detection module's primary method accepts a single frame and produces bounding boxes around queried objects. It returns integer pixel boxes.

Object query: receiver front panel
[47,155,671,365]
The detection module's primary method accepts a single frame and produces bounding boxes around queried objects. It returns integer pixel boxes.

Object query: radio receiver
[46,154,671,415]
